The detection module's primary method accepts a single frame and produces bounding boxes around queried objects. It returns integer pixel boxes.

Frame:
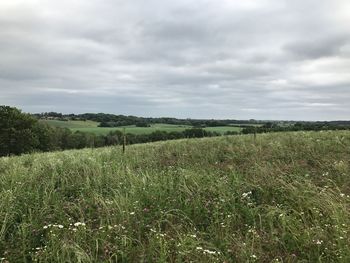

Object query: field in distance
[1,131,350,262]
[40,119,243,135]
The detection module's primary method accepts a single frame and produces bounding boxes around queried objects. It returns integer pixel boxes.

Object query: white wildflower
[74,222,86,227]
[242,191,252,198]
[315,239,323,245]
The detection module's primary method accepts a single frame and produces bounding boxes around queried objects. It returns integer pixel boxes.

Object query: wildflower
[130,212,135,215]
[43,226,48,229]
[74,222,86,227]
[203,249,219,255]
[58,225,64,229]
[242,191,252,198]
[250,254,257,259]
[196,246,203,250]
[315,240,323,245]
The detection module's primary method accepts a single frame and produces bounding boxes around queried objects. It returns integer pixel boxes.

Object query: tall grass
[0,131,350,262]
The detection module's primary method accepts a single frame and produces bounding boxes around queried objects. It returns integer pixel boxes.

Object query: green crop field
[39,120,99,128]
[1,131,350,262]
[40,120,242,135]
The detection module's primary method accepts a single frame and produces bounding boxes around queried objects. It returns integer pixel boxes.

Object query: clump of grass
[0,131,350,262]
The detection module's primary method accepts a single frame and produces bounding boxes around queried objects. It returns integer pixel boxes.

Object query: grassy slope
[1,131,350,262]
[41,120,241,135]
[39,120,99,128]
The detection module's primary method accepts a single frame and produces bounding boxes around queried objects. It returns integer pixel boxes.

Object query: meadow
[40,120,242,135]
[0,131,350,262]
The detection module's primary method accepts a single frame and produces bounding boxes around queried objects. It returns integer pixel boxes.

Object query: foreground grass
[0,131,350,262]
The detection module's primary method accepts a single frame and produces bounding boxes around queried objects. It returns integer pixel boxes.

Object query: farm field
[1,131,350,262]
[39,119,99,128]
[41,120,242,135]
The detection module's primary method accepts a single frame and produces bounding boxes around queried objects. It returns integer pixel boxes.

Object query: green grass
[41,120,242,135]
[40,120,99,129]
[1,131,350,262]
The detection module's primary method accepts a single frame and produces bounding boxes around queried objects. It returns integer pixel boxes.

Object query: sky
[0,0,350,120]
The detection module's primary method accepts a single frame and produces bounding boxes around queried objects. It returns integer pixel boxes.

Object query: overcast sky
[1,0,349,120]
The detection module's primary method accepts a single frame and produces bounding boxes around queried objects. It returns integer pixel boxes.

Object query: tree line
[2,106,350,157]
[241,122,350,134]
[0,106,223,156]
[34,112,262,127]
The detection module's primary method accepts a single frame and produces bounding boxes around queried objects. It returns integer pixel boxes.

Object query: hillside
[1,131,350,262]
[40,119,242,135]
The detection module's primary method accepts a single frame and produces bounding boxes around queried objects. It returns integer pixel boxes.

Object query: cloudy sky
[1,0,349,120]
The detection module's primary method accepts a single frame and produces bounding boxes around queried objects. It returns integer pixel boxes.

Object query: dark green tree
[0,106,39,156]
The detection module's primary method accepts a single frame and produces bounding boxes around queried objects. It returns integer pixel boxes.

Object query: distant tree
[263,122,274,129]
[55,128,72,150]
[98,122,111,127]
[33,122,59,151]
[135,122,150,127]
[183,128,207,138]
[105,130,123,145]
[0,106,39,156]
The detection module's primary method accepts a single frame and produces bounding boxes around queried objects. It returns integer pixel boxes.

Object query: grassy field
[41,120,242,135]
[39,120,99,129]
[1,131,350,262]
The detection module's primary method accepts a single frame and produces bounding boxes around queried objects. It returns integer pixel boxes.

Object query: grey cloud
[0,0,350,120]
[284,36,350,59]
